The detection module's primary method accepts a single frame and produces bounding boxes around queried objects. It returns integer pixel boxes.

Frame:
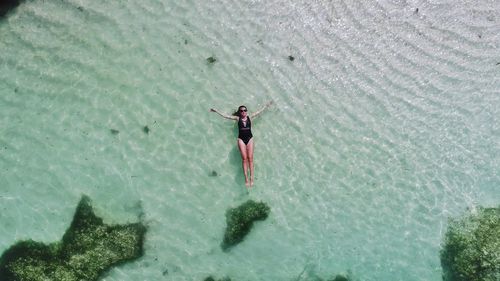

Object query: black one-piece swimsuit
[238,117,253,145]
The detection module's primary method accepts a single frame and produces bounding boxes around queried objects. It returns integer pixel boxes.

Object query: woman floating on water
[210,101,273,187]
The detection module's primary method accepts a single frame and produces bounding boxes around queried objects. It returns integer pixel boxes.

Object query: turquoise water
[0,1,499,280]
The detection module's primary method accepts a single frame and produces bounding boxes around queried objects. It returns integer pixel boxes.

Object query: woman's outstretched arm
[250,100,273,119]
[210,108,238,120]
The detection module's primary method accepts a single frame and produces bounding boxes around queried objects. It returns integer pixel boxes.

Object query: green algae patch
[330,274,350,281]
[203,276,231,281]
[206,56,217,64]
[0,195,147,281]
[0,0,24,18]
[222,200,270,251]
[440,206,499,281]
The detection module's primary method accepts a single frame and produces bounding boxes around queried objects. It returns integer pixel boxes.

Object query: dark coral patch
[440,206,499,281]
[331,274,350,281]
[221,200,270,251]
[203,277,231,281]
[0,0,24,18]
[206,56,217,64]
[0,195,147,281]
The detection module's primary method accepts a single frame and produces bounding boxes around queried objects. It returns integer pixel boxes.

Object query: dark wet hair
[232,105,247,117]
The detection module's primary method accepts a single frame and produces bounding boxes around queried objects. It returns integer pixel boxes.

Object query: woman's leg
[237,139,250,186]
[246,139,254,186]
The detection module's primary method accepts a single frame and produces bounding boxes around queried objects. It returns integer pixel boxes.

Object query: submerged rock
[203,277,231,281]
[206,56,217,64]
[330,274,350,281]
[0,0,24,18]
[222,200,270,250]
[143,125,150,134]
[440,206,499,281]
[0,195,147,281]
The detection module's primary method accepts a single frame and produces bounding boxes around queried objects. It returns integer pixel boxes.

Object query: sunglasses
[240,109,247,112]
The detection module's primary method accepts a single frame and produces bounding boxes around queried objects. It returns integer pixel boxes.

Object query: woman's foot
[245,180,250,187]
[250,179,254,186]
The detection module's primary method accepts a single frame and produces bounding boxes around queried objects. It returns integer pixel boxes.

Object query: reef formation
[330,275,350,281]
[0,0,24,18]
[222,200,270,251]
[0,195,147,281]
[440,206,499,281]
[203,277,231,281]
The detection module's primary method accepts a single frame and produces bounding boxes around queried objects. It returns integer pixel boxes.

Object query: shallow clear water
[0,1,499,280]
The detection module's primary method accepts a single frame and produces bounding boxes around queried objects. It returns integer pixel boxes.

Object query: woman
[210,101,272,187]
